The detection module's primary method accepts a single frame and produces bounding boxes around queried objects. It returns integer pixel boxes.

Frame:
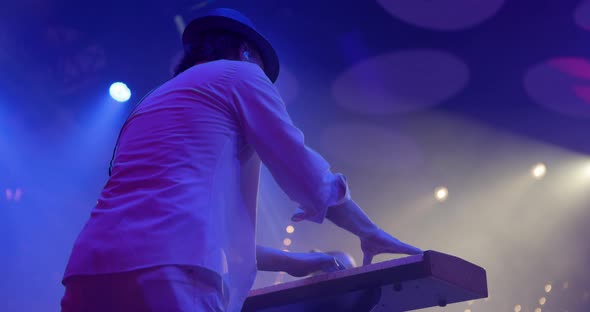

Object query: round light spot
[283,238,292,246]
[5,189,12,201]
[286,225,295,234]
[545,284,552,293]
[435,187,449,202]
[14,188,22,201]
[377,0,505,31]
[534,308,542,312]
[532,163,547,179]
[539,297,546,305]
[109,82,131,102]
[524,57,590,118]
[514,304,522,312]
[332,50,469,115]
[464,309,471,312]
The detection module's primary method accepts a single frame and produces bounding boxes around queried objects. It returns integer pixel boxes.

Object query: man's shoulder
[183,60,265,82]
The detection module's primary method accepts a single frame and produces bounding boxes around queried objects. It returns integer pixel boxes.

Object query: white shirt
[63,60,350,311]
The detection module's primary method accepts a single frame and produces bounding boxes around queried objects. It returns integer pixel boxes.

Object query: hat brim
[182,15,280,83]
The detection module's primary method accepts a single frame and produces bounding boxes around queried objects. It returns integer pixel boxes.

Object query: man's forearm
[325,199,379,238]
[256,245,291,272]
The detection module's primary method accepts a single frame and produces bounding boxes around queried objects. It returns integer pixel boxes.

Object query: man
[61,8,421,312]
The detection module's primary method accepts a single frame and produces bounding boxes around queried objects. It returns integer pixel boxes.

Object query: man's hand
[360,228,422,265]
[283,252,344,277]
[256,245,343,277]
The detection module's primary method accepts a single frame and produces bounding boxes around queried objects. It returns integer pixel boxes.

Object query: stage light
[532,163,547,179]
[514,304,522,312]
[286,225,295,234]
[539,297,546,305]
[544,283,552,293]
[109,82,131,102]
[464,309,471,312]
[283,238,292,246]
[534,308,542,312]
[14,188,22,201]
[434,186,449,202]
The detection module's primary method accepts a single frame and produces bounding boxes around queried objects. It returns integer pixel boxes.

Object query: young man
[61,8,421,312]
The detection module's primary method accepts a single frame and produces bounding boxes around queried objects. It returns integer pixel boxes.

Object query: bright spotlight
[539,297,546,305]
[109,82,131,102]
[283,238,292,246]
[514,304,522,312]
[434,186,449,202]
[286,225,295,234]
[531,163,547,179]
[544,283,552,293]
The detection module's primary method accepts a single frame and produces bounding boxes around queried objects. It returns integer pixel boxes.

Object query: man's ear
[238,43,250,61]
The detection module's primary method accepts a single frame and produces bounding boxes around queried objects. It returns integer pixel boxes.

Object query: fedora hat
[182,8,280,83]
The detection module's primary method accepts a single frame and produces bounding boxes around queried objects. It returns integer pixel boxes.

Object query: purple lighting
[332,49,469,115]
[575,0,590,31]
[524,57,590,118]
[377,0,505,31]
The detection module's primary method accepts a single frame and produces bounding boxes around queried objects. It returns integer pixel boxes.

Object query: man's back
[64,60,267,309]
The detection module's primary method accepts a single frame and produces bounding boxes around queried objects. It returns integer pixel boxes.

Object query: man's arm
[325,200,422,265]
[256,245,342,277]
[231,62,421,263]
[230,62,349,224]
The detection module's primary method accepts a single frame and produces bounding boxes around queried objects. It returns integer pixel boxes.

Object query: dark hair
[173,30,246,77]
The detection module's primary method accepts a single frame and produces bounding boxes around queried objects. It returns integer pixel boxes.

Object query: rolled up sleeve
[228,62,350,223]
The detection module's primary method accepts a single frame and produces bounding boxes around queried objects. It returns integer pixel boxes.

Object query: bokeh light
[524,57,590,118]
[285,225,295,234]
[283,238,292,246]
[109,82,131,102]
[534,308,542,312]
[514,304,522,312]
[539,297,546,305]
[14,188,22,201]
[545,283,552,293]
[575,0,590,31]
[435,187,449,202]
[332,50,469,115]
[532,163,547,179]
[377,0,505,31]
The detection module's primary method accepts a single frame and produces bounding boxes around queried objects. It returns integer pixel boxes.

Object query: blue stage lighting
[109,82,131,102]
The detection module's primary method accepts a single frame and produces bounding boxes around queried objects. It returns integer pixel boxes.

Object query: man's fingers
[406,246,423,255]
[362,253,374,266]
[385,244,423,255]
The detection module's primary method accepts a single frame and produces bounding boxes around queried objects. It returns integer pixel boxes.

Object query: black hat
[182,8,280,83]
